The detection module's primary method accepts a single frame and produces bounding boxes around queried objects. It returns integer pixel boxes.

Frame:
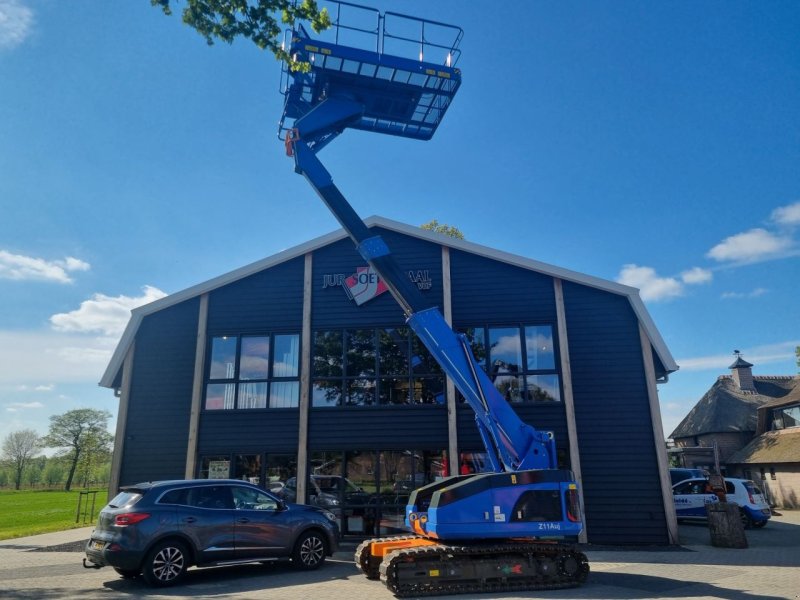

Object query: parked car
[669,467,708,486]
[280,475,370,508]
[83,479,340,587]
[672,477,770,528]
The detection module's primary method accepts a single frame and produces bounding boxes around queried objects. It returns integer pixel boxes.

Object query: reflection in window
[312,328,447,407]
[526,374,561,401]
[494,374,524,403]
[205,333,300,410]
[206,383,235,410]
[233,454,261,483]
[525,326,555,370]
[238,382,267,409]
[273,334,300,377]
[313,331,343,377]
[239,337,269,380]
[209,336,237,379]
[462,328,487,369]
[270,381,299,408]
[457,324,562,403]
[489,327,523,373]
[313,380,342,407]
[347,330,376,377]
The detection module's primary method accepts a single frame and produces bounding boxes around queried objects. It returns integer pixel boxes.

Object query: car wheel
[142,539,189,587]
[292,530,326,570]
[113,567,139,579]
[739,509,753,529]
[751,519,768,528]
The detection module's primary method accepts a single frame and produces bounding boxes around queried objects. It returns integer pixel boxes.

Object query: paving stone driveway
[1,511,798,600]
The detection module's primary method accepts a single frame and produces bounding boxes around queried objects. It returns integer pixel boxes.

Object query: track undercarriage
[356,536,589,597]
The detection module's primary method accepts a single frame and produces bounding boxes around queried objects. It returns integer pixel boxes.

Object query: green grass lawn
[0,488,109,540]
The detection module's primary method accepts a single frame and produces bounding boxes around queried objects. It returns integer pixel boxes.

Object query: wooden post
[707,503,748,548]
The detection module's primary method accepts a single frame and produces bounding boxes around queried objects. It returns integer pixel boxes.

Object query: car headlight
[321,510,337,522]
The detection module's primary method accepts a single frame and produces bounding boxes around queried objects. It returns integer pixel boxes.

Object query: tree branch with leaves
[1,429,40,490]
[151,0,330,71]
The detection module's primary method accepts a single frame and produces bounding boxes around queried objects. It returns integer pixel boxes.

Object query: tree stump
[707,502,747,548]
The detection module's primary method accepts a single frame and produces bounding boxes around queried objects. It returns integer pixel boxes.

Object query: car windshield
[744,481,763,495]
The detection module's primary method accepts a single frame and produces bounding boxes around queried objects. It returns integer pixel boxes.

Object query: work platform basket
[279,0,463,145]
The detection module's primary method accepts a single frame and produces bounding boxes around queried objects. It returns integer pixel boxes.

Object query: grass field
[0,488,109,540]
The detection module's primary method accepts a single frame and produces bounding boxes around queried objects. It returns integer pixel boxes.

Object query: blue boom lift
[279,2,589,596]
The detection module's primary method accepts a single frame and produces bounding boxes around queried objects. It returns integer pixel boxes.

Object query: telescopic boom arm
[286,98,557,474]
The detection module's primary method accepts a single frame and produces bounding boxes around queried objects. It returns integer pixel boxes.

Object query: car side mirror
[276,499,287,511]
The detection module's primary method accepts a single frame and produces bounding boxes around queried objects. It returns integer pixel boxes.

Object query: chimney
[729,350,755,392]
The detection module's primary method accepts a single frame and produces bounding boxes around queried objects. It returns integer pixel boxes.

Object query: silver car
[83,479,340,586]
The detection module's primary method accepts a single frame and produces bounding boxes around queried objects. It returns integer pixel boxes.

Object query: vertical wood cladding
[120,298,199,485]
[562,281,668,545]
[207,257,305,333]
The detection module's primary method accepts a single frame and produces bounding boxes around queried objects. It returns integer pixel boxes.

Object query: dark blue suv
[84,479,339,586]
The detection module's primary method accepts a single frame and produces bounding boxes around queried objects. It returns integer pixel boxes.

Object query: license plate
[91,540,104,550]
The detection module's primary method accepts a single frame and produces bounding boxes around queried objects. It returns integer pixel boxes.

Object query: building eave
[100,216,678,388]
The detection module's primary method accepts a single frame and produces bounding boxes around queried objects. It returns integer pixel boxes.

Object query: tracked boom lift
[279,2,589,596]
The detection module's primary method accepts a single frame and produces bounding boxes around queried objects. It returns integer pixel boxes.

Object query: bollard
[707,502,747,548]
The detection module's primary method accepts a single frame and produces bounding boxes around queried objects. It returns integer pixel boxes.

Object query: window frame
[311,326,445,408]
[460,323,563,403]
[204,332,301,411]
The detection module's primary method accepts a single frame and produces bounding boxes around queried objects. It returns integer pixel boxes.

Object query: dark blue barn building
[101,217,679,545]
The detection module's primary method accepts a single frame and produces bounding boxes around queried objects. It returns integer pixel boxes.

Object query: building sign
[323,265,432,306]
[208,460,230,479]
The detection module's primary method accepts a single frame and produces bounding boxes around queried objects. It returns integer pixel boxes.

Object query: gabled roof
[728,428,800,465]
[100,216,678,388]
[670,375,799,439]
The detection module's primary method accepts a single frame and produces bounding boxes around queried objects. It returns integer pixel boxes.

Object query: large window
[461,324,561,402]
[198,452,297,495]
[311,327,444,407]
[205,333,300,410]
[772,405,800,430]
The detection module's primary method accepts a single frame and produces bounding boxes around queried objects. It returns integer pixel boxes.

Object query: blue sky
[1,0,798,448]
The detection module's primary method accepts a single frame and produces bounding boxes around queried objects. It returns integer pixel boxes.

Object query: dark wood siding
[563,281,668,545]
[198,411,299,455]
[207,256,304,333]
[309,406,448,450]
[120,298,199,485]
[450,249,557,324]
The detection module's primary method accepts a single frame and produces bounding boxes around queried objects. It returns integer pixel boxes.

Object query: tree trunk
[707,502,748,548]
[64,449,80,492]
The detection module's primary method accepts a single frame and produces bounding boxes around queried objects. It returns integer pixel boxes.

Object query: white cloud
[50,285,167,337]
[0,284,167,386]
[706,228,794,264]
[677,341,800,372]
[0,0,33,50]
[680,267,712,285]
[616,264,683,301]
[5,401,44,412]
[0,250,90,283]
[721,288,768,300]
[0,331,116,384]
[771,201,800,226]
